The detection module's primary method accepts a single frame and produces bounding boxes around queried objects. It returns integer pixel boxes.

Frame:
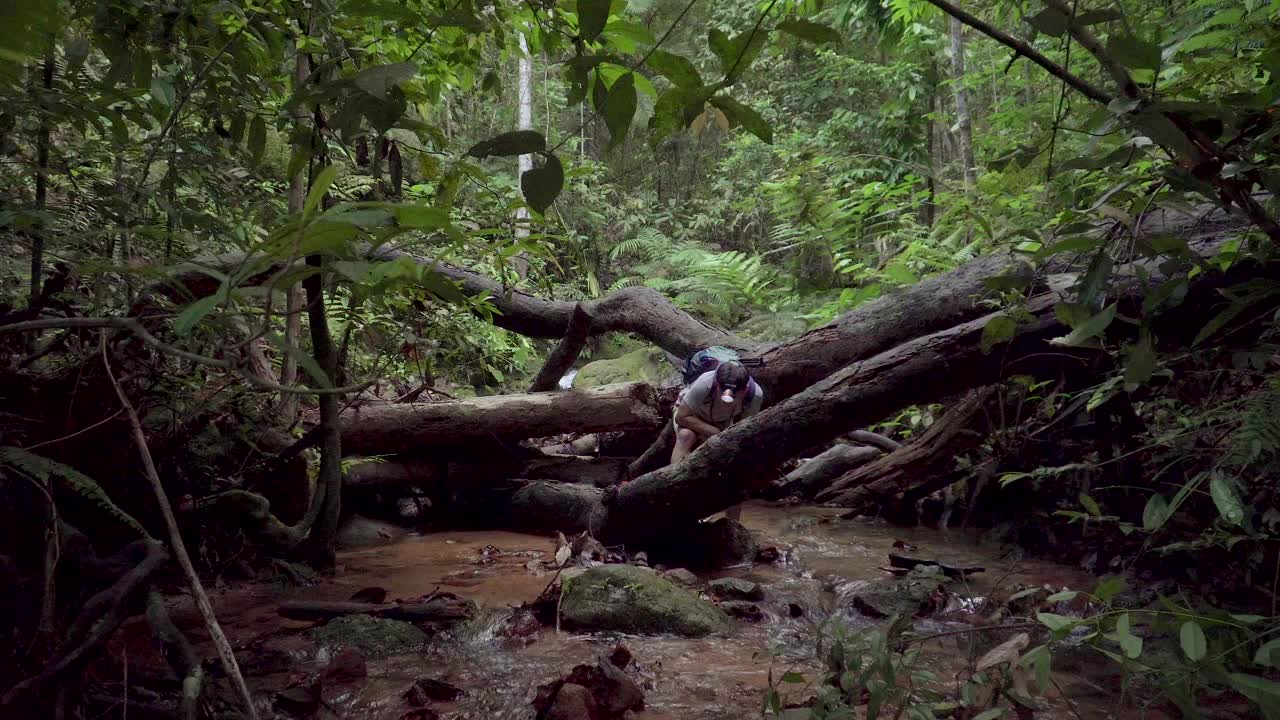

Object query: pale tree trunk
[29,53,52,307]
[278,33,311,423]
[949,16,976,189]
[512,31,533,279]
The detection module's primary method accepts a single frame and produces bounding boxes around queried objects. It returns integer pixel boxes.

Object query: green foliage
[0,447,150,539]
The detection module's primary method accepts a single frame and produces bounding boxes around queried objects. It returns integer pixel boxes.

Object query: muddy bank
[130,503,1104,719]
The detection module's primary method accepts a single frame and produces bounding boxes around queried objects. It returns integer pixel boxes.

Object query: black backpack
[681,346,762,402]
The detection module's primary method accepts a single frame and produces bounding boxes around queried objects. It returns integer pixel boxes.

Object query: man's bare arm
[674,404,719,439]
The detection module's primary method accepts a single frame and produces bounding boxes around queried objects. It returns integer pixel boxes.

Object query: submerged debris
[532,644,645,720]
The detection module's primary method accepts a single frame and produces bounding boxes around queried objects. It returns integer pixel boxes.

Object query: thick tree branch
[527,303,592,392]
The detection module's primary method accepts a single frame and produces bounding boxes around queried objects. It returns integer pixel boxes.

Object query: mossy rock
[574,347,669,388]
[308,615,427,658]
[560,564,734,637]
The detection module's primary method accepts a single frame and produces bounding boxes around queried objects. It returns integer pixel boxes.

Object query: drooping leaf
[976,633,1030,673]
[1079,493,1102,517]
[603,72,637,147]
[265,331,332,388]
[353,62,417,100]
[1036,612,1077,633]
[1209,473,1245,525]
[303,165,338,219]
[577,0,612,42]
[0,447,150,538]
[1180,621,1207,661]
[646,50,702,89]
[248,116,267,165]
[1093,576,1128,602]
[1077,252,1114,307]
[1228,673,1280,706]
[1050,303,1116,347]
[1254,638,1280,668]
[150,77,175,107]
[981,314,1018,353]
[777,18,842,44]
[1134,107,1200,161]
[1026,7,1071,36]
[708,95,771,144]
[1106,34,1162,70]
[1143,493,1169,531]
[521,153,564,214]
[174,295,221,336]
[1124,331,1157,384]
[466,130,547,159]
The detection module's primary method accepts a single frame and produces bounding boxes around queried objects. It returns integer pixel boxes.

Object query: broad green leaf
[1123,331,1157,384]
[578,0,611,42]
[1180,621,1207,661]
[1027,7,1071,36]
[709,27,769,84]
[981,314,1017,353]
[780,671,806,683]
[150,77,175,107]
[1143,493,1169,530]
[1134,107,1199,161]
[174,295,221,336]
[1228,673,1280,705]
[466,130,547,158]
[1107,34,1162,70]
[1046,590,1079,602]
[1077,252,1114,307]
[777,19,842,44]
[1079,493,1102,516]
[332,260,375,283]
[266,331,332,388]
[354,62,417,100]
[646,50,702,89]
[1120,633,1143,659]
[1254,638,1280,667]
[604,73,637,147]
[521,154,564,214]
[1037,612,1077,633]
[303,165,338,219]
[1034,235,1103,259]
[1051,303,1116,347]
[603,18,655,53]
[1209,473,1245,525]
[1019,644,1052,692]
[248,116,267,165]
[708,95,771,144]
[1094,576,1128,602]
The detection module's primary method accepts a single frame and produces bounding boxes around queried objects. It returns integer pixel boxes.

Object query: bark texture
[340,381,662,456]
[781,444,884,498]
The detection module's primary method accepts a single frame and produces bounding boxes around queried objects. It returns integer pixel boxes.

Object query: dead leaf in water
[976,632,1031,673]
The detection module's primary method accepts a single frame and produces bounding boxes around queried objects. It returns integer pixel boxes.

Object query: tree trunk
[512,31,534,279]
[340,381,662,456]
[950,16,976,188]
[29,53,53,308]
[278,30,312,423]
[816,386,997,506]
[779,444,884,498]
[527,303,590,392]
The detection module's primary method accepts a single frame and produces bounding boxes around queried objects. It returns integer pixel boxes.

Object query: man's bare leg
[671,428,700,464]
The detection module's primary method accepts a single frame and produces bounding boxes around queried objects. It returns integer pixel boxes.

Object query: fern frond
[1230,389,1280,466]
[1,447,151,538]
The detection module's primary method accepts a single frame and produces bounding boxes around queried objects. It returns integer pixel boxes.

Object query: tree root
[145,591,206,720]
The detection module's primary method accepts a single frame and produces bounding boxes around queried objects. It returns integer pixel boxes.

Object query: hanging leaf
[353,62,417,101]
[708,95,771,144]
[248,116,267,165]
[709,27,769,84]
[1254,638,1280,668]
[1228,673,1280,705]
[1180,621,1207,661]
[1106,34,1162,70]
[646,50,702,89]
[174,295,221,336]
[1209,473,1245,525]
[1026,7,1071,36]
[150,77,175,107]
[228,112,246,144]
[466,130,547,158]
[604,73,637,148]
[1076,252,1114,307]
[1134,107,1200,161]
[521,153,564,214]
[1123,331,1157,384]
[1036,612,1077,633]
[1051,304,1116,347]
[777,19,842,44]
[981,315,1018,353]
[577,0,611,43]
[1079,493,1102,517]
[1142,493,1169,531]
[303,165,338,219]
[0,447,150,538]
[976,633,1030,673]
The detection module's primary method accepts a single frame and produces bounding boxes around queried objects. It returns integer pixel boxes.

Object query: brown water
[157,502,1113,719]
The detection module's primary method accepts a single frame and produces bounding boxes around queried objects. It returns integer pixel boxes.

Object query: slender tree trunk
[29,53,53,307]
[278,32,312,423]
[925,63,938,227]
[302,252,341,570]
[512,31,534,279]
[950,16,976,188]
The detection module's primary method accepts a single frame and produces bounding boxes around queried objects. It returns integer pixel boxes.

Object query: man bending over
[671,360,764,464]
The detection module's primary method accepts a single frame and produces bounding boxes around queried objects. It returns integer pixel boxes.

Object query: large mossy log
[339,381,662,456]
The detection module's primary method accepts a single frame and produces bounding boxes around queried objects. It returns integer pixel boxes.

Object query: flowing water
[159,502,1116,719]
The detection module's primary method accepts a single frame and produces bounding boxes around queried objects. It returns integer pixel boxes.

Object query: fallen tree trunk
[340,381,662,456]
[779,444,884,498]
[344,457,446,490]
[527,303,591,392]
[816,387,997,505]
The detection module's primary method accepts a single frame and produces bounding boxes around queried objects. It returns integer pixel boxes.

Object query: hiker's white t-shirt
[677,370,764,429]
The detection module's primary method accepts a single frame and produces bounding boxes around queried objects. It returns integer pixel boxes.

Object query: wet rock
[336,514,405,549]
[321,646,367,683]
[850,566,951,619]
[680,518,758,570]
[536,682,597,720]
[608,644,633,670]
[708,577,765,601]
[755,546,782,564]
[274,678,321,718]
[560,564,733,637]
[309,614,427,658]
[499,607,542,642]
[349,586,388,603]
[631,551,649,567]
[404,677,464,705]
[661,568,699,586]
[720,601,765,622]
[398,709,441,720]
[788,602,805,618]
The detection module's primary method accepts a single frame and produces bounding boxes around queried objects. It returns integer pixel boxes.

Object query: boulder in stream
[661,568,699,586]
[533,646,645,720]
[708,577,765,601]
[658,518,758,570]
[336,514,406,549]
[560,565,733,637]
[309,614,427,658]
[849,566,952,619]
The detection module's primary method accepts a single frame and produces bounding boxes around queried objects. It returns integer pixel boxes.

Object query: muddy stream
[148,503,1110,719]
